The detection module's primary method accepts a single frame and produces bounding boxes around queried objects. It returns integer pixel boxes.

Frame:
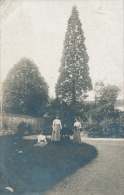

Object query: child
[37,131,47,144]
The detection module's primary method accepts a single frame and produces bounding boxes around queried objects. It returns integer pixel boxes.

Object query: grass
[0,134,98,194]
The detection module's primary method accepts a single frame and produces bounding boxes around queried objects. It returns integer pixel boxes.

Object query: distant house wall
[2,114,45,133]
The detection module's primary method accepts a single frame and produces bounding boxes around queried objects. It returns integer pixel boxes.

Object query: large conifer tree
[56,6,92,104]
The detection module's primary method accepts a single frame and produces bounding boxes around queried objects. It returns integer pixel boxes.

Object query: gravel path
[45,139,124,195]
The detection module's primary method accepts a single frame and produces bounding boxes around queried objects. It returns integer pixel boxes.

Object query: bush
[45,99,123,138]
[91,104,120,122]
[47,100,92,130]
[83,111,124,138]
[101,119,123,138]
[17,122,32,137]
[83,122,103,138]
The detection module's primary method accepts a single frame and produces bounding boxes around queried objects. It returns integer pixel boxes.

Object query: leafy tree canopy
[2,58,49,117]
[94,81,121,106]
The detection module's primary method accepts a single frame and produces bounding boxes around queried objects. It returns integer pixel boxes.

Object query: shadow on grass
[0,135,98,194]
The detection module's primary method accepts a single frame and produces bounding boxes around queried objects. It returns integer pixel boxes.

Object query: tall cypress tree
[56,6,92,104]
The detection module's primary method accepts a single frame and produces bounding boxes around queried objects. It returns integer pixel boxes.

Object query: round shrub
[17,122,32,137]
[83,122,103,138]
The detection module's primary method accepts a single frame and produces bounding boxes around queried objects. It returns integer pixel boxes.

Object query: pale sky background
[0,0,123,100]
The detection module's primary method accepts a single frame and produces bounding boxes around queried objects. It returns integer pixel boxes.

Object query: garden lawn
[0,134,97,194]
[45,138,124,195]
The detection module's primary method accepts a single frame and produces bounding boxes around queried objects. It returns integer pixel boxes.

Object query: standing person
[51,115,62,141]
[73,117,82,144]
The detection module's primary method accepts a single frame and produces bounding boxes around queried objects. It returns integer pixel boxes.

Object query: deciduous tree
[94,81,121,106]
[2,58,49,116]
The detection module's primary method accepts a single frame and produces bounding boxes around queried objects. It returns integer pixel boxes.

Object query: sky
[0,0,123,100]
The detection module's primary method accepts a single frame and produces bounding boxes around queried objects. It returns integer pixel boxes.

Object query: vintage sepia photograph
[0,0,124,194]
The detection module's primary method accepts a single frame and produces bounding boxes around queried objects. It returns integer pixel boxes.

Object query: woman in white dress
[51,115,62,141]
[73,117,82,144]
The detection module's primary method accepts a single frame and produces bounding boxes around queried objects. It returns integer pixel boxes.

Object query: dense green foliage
[44,98,92,135]
[2,58,49,117]
[99,85,121,105]
[16,121,32,137]
[56,6,92,104]
[83,104,124,138]
[94,81,121,106]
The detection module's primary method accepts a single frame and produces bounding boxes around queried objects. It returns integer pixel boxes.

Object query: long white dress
[73,121,82,144]
[51,119,62,141]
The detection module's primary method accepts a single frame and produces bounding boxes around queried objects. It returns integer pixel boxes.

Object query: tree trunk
[72,77,76,104]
